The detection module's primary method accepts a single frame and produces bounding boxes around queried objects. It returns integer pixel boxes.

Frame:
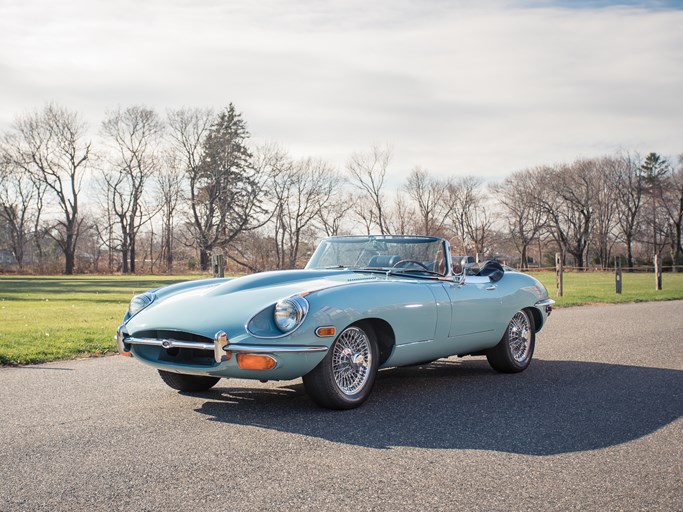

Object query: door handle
[486,285,497,291]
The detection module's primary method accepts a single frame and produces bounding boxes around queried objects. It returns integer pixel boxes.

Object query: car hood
[123,269,382,341]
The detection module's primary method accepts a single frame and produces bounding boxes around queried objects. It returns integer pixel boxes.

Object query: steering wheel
[392,260,431,271]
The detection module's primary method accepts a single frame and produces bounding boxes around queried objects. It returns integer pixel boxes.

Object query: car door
[442,276,504,341]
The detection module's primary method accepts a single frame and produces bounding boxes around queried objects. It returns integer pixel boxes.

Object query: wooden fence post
[555,252,563,297]
[615,256,622,294]
[212,254,225,278]
[654,253,662,291]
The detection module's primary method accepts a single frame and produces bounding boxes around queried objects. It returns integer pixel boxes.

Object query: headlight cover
[127,292,156,319]
[274,296,309,333]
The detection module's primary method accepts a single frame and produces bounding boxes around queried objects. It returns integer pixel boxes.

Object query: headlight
[127,292,156,319]
[274,296,309,333]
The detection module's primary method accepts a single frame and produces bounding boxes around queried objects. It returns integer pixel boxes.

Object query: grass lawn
[1,271,682,365]
[0,275,206,365]
[528,271,683,306]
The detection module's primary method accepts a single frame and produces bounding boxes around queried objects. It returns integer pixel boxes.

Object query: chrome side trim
[223,344,328,354]
[535,298,556,307]
[399,339,434,348]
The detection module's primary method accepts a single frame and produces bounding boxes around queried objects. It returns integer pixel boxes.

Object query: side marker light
[315,326,336,337]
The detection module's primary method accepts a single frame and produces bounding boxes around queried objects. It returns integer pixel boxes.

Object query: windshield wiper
[386,268,442,277]
[354,268,391,274]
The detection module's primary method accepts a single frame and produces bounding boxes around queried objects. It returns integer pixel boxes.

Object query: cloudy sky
[1,0,681,184]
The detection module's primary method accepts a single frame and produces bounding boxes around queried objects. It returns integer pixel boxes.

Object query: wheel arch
[356,317,395,366]
[524,306,542,333]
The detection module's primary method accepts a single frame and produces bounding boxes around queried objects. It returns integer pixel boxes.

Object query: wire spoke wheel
[486,309,535,373]
[507,311,532,363]
[331,326,372,395]
[303,322,379,409]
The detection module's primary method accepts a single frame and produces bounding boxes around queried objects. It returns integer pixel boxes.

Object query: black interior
[476,260,505,282]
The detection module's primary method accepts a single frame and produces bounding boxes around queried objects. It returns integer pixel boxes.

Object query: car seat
[367,255,401,267]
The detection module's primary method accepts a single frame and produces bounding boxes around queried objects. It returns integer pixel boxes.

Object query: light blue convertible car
[117,235,554,409]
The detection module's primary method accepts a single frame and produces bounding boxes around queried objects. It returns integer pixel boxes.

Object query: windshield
[306,235,449,276]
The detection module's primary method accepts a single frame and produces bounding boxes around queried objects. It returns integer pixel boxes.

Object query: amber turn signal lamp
[237,354,277,370]
[315,326,336,337]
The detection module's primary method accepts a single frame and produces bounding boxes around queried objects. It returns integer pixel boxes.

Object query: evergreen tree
[640,152,670,254]
[188,103,267,270]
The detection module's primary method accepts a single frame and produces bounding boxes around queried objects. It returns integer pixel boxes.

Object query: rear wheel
[486,309,535,373]
[158,370,220,392]
[303,323,379,410]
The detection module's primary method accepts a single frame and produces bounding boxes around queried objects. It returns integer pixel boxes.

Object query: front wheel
[158,370,221,392]
[303,323,379,410]
[486,310,535,373]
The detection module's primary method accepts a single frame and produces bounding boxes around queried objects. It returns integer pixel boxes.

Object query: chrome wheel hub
[332,327,372,396]
[508,312,531,363]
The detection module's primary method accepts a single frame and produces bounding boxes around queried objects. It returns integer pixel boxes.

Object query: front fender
[303,280,440,346]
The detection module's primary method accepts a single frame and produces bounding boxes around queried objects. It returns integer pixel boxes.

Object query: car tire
[157,370,221,392]
[486,309,535,373]
[303,322,379,410]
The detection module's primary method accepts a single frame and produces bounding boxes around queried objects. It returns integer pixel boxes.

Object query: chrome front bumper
[116,325,328,363]
[534,298,556,315]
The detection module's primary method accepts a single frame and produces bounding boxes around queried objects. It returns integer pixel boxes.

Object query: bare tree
[662,155,683,271]
[156,151,184,272]
[591,157,619,267]
[318,192,356,236]
[271,157,340,268]
[442,179,464,253]
[347,145,392,234]
[0,155,46,269]
[75,213,103,272]
[444,176,491,256]
[101,105,164,273]
[404,167,453,236]
[490,169,545,269]
[387,190,416,235]
[352,197,378,235]
[167,107,213,177]
[212,142,286,272]
[3,104,91,274]
[92,201,118,272]
[612,152,644,270]
[536,161,598,269]
[166,107,213,267]
[463,198,493,258]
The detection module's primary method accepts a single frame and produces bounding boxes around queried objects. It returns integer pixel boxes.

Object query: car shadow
[192,359,683,455]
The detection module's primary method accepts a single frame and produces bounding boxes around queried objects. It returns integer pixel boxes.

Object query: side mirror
[458,273,466,287]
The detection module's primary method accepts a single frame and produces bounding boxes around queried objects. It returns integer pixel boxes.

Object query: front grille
[134,329,213,345]
[134,329,215,366]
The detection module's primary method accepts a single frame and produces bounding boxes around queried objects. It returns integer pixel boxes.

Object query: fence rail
[520,265,680,273]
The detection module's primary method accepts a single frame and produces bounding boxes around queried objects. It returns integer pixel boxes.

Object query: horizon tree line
[1,102,681,275]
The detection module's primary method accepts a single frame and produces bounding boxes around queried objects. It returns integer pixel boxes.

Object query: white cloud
[0,0,681,184]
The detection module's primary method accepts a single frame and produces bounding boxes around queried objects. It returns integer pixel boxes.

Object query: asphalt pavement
[1,300,682,511]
